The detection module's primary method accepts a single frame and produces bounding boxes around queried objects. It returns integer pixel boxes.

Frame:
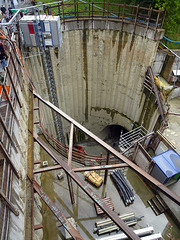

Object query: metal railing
[0,1,165,41]
[43,1,165,32]
[118,126,149,151]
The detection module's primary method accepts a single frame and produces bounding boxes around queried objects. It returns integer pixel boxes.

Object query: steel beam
[0,141,19,178]
[33,163,128,174]
[73,163,128,172]
[34,224,43,230]
[9,52,21,86]
[25,88,34,240]
[33,132,141,240]
[0,189,19,216]
[2,84,19,122]
[6,67,22,108]
[104,151,110,184]
[33,179,83,240]
[33,165,62,174]
[33,91,180,206]
[67,123,75,204]
[0,113,17,151]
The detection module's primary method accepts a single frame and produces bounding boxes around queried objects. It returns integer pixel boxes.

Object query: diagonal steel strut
[33,132,141,240]
[33,91,180,206]
[33,179,83,240]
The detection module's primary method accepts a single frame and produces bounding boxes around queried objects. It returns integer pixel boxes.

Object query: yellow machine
[84,171,103,187]
[154,76,173,95]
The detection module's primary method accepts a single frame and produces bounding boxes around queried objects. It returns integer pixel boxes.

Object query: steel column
[25,87,34,240]
[67,123,75,204]
[104,151,110,184]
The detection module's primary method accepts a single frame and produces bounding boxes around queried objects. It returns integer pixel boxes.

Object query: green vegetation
[37,0,180,48]
[155,0,180,49]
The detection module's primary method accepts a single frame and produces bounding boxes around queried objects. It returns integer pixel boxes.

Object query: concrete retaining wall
[27,20,164,139]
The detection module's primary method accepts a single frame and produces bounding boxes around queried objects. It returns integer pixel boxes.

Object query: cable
[163,36,180,44]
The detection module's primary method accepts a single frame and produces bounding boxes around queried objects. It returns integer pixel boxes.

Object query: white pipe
[96,226,154,240]
[160,42,180,60]
[141,233,162,240]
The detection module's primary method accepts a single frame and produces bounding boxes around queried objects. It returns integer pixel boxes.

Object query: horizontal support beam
[34,224,43,230]
[33,91,180,206]
[6,67,22,108]
[33,165,62,174]
[0,189,19,216]
[33,163,128,174]
[34,160,41,164]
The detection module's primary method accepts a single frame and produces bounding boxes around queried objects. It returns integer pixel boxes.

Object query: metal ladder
[34,9,65,144]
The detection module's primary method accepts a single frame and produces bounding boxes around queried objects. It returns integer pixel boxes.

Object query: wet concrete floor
[40,142,180,240]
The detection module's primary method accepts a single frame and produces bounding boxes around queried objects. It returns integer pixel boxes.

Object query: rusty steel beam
[0,113,17,151]
[73,163,128,172]
[168,112,180,116]
[33,132,141,240]
[25,88,34,240]
[6,67,22,108]
[2,84,19,122]
[67,123,75,204]
[104,151,110,184]
[9,51,21,86]
[33,179,83,240]
[34,224,43,230]
[0,141,19,178]
[33,91,180,206]
[34,160,41,165]
[0,189,19,216]
[33,163,128,174]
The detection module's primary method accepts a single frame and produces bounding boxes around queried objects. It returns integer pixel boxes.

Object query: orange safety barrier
[0,85,11,101]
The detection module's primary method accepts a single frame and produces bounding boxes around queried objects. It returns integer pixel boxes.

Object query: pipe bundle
[110,169,135,205]
[94,213,137,235]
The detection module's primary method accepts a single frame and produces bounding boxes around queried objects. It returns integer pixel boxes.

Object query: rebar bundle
[110,169,135,206]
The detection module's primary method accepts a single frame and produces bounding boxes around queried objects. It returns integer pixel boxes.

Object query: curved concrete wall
[26,20,164,138]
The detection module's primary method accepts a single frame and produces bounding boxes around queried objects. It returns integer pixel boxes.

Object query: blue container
[151,149,180,184]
